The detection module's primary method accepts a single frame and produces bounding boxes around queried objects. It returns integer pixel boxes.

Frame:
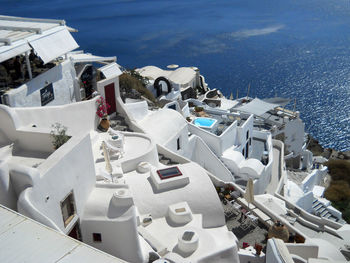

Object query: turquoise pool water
[193,118,216,128]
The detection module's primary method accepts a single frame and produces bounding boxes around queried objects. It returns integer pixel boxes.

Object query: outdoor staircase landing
[109,114,132,132]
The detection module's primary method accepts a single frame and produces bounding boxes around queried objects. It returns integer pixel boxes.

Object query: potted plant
[254,243,263,256]
[96,96,111,132]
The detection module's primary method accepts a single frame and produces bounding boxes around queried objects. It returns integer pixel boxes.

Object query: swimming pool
[193,117,217,129]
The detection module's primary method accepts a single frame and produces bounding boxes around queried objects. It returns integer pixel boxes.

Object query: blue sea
[2,0,350,151]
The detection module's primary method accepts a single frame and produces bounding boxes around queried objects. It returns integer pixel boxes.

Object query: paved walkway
[266,146,281,194]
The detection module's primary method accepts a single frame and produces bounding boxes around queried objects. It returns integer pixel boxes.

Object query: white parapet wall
[186,135,234,182]
[13,96,99,136]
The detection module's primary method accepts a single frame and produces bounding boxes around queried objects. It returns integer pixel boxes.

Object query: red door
[104,83,116,114]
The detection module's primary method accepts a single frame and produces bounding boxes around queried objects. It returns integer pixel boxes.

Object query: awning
[69,53,116,63]
[263,97,291,107]
[29,28,79,64]
[235,98,279,116]
[99,62,122,79]
[0,42,31,63]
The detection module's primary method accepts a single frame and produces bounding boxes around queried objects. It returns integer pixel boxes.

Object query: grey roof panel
[235,98,280,116]
[0,205,126,263]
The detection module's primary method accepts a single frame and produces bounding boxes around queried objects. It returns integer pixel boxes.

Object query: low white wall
[188,122,222,155]
[238,251,265,263]
[189,135,234,182]
[119,132,159,173]
[0,104,55,153]
[15,129,53,153]
[6,60,77,107]
[327,205,342,219]
[124,100,149,122]
[14,97,99,135]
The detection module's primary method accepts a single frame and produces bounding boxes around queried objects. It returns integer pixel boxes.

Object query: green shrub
[194,106,204,112]
[50,123,70,150]
[324,159,350,223]
[326,160,350,184]
[119,70,156,103]
[325,181,350,202]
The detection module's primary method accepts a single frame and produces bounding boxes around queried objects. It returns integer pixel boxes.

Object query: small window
[177,137,181,150]
[246,142,249,158]
[246,130,249,140]
[93,233,102,242]
[61,192,76,227]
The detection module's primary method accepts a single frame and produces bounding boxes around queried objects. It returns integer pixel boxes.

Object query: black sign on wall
[40,83,54,106]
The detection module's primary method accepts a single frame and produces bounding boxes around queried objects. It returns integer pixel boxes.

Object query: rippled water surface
[2,0,350,150]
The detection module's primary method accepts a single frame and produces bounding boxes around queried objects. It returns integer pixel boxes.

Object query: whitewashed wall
[6,60,77,107]
[14,97,99,136]
[301,167,327,192]
[188,120,237,156]
[164,124,189,156]
[0,105,53,153]
[18,134,96,232]
[81,200,144,263]
[124,100,149,122]
[284,118,305,156]
[188,135,234,182]
[236,115,254,156]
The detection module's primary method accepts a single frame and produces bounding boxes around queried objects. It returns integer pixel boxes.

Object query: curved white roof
[137,66,196,86]
[125,162,226,228]
[138,108,188,146]
[136,66,170,80]
[239,158,265,178]
[168,67,196,85]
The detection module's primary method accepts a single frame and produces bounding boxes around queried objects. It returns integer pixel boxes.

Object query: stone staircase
[158,153,178,166]
[312,199,339,222]
[109,113,132,132]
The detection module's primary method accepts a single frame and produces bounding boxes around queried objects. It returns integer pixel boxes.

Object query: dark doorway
[104,83,116,114]
[68,222,82,241]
